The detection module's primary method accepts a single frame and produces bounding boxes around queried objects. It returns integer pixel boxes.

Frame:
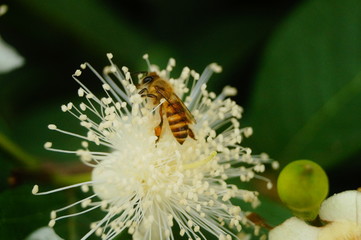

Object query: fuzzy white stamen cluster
[34,54,278,240]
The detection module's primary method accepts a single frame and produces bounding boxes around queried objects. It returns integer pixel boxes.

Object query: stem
[0,131,91,186]
[246,212,273,230]
[51,172,91,186]
[0,132,39,170]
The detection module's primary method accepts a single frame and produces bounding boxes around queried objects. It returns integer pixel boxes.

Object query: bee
[138,72,196,145]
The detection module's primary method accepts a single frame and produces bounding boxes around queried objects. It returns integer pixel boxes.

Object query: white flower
[33,54,277,240]
[25,226,63,240]
[0,5,8,16]
[0,5,25,73]
[269,190,361,240]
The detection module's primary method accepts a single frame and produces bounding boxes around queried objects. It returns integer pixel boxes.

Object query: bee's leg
[141,94,158,107]
[154,107,164,143]
[138,88,148,95]
[188,128,197,140]
[139,88,157,99]
[140,92,158,99]
[139,87,160,101]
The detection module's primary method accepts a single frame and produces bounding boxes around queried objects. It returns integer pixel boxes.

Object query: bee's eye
[143,76,153,84]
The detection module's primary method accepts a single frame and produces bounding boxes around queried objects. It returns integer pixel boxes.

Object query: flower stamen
[183,151,217,170]
[32,181,94,195]
[35,54,277,240]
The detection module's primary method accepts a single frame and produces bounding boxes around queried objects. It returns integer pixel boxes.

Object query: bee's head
[138,72,159,87]
[139,72,159,86]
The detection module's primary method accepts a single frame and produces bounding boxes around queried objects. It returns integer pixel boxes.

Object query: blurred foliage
[247,0,361,170]
[0,0,360,239]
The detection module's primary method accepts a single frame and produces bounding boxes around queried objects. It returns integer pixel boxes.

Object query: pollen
[48,124,57,130]
[48,220,56,228]
[106,53,113,59]
[61,105,68,112]
[244,127,253,137]
[74,69,82,76]
[121,66,129,73]
[44,142,52,149]
[31,185,39,194]
[102,83,111,91]
[210,63,223,73]
[222,85,238,96]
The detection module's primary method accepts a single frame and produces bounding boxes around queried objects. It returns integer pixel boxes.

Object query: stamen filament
[54,204,101,222]
[53,194,97,214]
[32,181,94,195]
[151,98,166,113]
[183,151,217,170]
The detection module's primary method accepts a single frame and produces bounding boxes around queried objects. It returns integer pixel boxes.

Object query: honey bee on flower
[33,53,278,240]
[137,71,196,145]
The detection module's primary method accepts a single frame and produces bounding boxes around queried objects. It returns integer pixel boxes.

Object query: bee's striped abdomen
[166,104,189,145]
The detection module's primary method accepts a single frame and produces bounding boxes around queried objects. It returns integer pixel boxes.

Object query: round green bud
[277,160,329,221]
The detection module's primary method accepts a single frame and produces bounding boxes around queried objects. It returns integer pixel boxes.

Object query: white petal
[0,35,24,73]
[25,226,63,240]
[319,190,361,222]
[318,221,361,240]
[268,217,319,240]
[0,5,8,16]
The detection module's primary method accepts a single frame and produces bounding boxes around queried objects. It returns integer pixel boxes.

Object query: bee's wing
[171,93,197,124]
[155,86,196,124]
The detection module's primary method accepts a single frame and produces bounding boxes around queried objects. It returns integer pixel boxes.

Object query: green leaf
[179,14,281,93]
[0,184,111,240]
[0,152,13,191]
[12,99,87,161]
[247,0,361,168]
[15,0,174,69]
[255,196,292,228]
[0,185,66,240]
[236,195,292,240]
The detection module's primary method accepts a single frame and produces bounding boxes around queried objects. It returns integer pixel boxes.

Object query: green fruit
[277,160,329,221]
